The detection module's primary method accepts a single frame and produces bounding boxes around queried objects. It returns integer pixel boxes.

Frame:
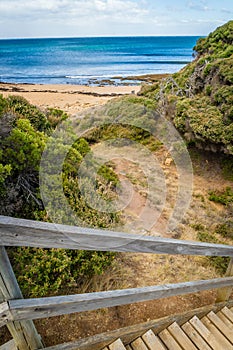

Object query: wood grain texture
[167,322,197,350]
[189,316,224,350]
[216,258,233,302]
[142,330,167,350]
[158,329,182,350]
[221,307,233,323]
[1,216,233,257]
[109,339,127,350]
[0,340,17,350]
[206,311,233,343]
[181,322,212,350]
[130,338,148,350]
[201,316,233,349]
[0,301,11,328]
[5,278,233,322]
[0,247,44,349]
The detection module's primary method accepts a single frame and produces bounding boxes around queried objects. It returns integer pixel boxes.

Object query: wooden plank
[189,316,224,350]
[130,338,148,350]
[158,329,182,350]
[216,258,233,302]
[125,346,133,350]
[217,311,233,329]
[142,330,167,350]
[167,322,197,350]
[0,340,17,350]
[1,215,233,257]
[206,311,233,343]
[201,316,233,349]
[109,339,126,350]
[0,247,44,349]
[6,277,233,322]
[181,322,212,350]
[0,301,11,328]
[222,307,233,323]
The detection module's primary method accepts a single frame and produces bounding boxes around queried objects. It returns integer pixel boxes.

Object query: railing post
[216,258,233,303]
[0,247,44,350]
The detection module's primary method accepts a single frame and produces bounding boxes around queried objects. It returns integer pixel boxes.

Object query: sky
[0,0,232,38]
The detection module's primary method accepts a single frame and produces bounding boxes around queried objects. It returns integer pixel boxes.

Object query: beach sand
[0,82,141,115]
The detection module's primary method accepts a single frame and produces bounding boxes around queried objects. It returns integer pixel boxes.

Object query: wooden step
[109,339,127,350]
[105,306,233,350]
[201,316,233,349]
[167,321,198,349]
[189,315,225,350]
[182,321,212,350]
[206,311,233,344]
[126,346,133,350]
[222,307,233,323]
[217,310,233,329]
[158,329,183,350]
[142,329,167,350]
[131,337,148,350]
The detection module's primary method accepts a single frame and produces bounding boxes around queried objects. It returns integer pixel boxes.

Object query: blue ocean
[0,36,199,85]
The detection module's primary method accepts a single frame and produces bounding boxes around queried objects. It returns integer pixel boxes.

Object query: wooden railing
[0,215,233,350]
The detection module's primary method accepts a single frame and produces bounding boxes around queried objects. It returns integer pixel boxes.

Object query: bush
[197,231,230,275]
[215,221,233,239]
[209,187,233,205]
[0,94,120,297]
[9,248,115,297]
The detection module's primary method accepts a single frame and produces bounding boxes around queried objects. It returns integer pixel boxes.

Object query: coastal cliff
[140,20,233,155]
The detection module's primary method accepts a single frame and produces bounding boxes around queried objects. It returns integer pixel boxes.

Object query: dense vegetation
[0,95,118,296]
[139,20,233,156]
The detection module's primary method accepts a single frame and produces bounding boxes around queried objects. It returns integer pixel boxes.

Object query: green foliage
[0,94,8,115]
[46,108,69,128]
[194,21,233,57]
[9,247,115,297]
[0,94,120,297]
[215,221,233,239]
[196,230,230,275]
[127,21,233,155]
[2,118,46,173]
[6,95,50,132]
[209,187,233,205]
[221,156,233,181]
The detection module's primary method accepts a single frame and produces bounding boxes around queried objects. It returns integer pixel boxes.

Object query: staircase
[105,306,233,350]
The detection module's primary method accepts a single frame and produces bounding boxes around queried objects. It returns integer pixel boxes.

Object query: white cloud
[0,0,148,22]
[0,0,232,37]
[221,8,233,14]
[187,0,212,12]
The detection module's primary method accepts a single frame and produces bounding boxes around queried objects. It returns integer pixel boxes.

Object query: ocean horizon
[0,36,200,85]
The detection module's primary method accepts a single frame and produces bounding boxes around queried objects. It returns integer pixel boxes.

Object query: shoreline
[0,73,169,114]
[0,82,140,115]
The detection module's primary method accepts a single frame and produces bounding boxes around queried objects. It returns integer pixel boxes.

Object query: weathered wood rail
[0,215,233,350]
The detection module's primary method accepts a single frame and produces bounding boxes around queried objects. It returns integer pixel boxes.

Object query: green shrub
[197,231,230,274]
[215,221,233,239]
[9,247,115,297]
[0,94,121,297]
[209,187,233,205]
[221,157,233,181]
[46,108,69,128]
[6,95,50,132]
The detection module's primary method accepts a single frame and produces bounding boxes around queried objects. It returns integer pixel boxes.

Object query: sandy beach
[0,82,141,115]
